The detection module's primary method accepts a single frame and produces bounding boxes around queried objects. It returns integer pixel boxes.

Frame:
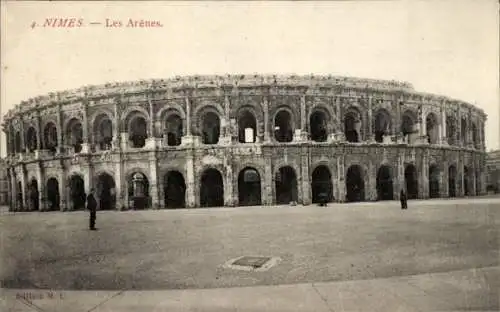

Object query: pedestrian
[400,189,408,210]
[87,188,98,230]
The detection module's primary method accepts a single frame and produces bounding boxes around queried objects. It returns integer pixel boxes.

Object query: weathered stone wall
[1,75,488,211]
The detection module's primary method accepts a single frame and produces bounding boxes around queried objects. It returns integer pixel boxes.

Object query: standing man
[400,189,408,210]
[87,188,98,230]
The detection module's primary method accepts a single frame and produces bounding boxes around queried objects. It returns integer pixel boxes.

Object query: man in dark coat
[400,189,408,210]
[87,189,98,230]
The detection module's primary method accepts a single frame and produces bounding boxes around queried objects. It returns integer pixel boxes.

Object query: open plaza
[1,197,498,311]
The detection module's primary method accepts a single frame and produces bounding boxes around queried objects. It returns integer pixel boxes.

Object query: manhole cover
[223,256,281,272]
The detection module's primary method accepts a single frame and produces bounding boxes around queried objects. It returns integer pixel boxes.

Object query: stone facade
[1,75,487,212]
[0,159,8,205]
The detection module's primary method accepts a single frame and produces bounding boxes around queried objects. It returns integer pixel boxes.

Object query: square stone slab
[223,256,281,272]
[232,256,272,268]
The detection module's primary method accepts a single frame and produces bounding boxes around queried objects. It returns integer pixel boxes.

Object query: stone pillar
[300,146,311,205]
[148,97,155,138]
[421,151,429,198]
[83,163,93,196]
[394,95,402,140]
[263,94,270,142]
[114,158,124,210]
[440,161,448,198]
[298,93,307,142]
[219,93,232,145]
[418,105,427,144]
[58,167,67,211]
[113,98,121,150]
[395,153,405,200]
[149,152,159,209]
[36,164,44,211]
[158,177,165,209]
[5,131,10,156]
[185,151,196,208]
[480,167,487,195]
[471,166,477,195]
[458,159,465,197]
[185,96,191,136]
[335,97,345,141]
[478,123,483,150]
[440,102,447,145]
[9,168,17,211]
[224,155,234,207]
[467,115,474,149]
[337,155,346,202]
[367,160,377,201]
[19,121,25,153]
[81,102,90,153]
[19,167,26,211]
[35,112,41,151]
[367,96,374,142]
[56,105,63,154]
[263,154,273,205]
[331,159,338,202]
[146,98,157,149]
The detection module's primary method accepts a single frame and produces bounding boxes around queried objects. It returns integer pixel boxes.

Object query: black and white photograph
[0,1,499,311]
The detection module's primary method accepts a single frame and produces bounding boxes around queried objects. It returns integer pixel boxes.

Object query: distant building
[486,150,500,193]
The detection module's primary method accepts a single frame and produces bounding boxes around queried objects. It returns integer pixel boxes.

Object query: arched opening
[128,172,149,209]
[46,177,60,211]
[344,113,360,143]
[446,116,457,145]
[66,118,84,153]
[275,166,298,204]
[200,168,224,207]
[311,165,333,203]
[448,165,457,197]
[309,111,328,142]
[426,113,439,144]
[164,171,186,208]
[14,131,22,153]
[97,173,116,210]
[238,167,261,206]
[129,115,148,148]
[346,165,365,202]
[404,164,418,199]
[69,175,86,210]
[165,114,183,146]
[376,165,394,200]
[27,179,39,211]
[26,127,37,152]
[94,114,113,150]
[201,112,221,145]
[464,166,470,196]
[401,112,416,144]
[487,169,499,193]
[43,122,58,153]
[274,110,293,143]
[460,118,467,145]
[238,110,257,143]
[429,165,440,198]
[374,110,391,143]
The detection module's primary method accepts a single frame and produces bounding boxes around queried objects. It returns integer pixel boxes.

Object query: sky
[1,0,499,156]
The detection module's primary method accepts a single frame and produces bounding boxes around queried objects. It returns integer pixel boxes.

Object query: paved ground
[0,197,499,311]
[2,265,499,311]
